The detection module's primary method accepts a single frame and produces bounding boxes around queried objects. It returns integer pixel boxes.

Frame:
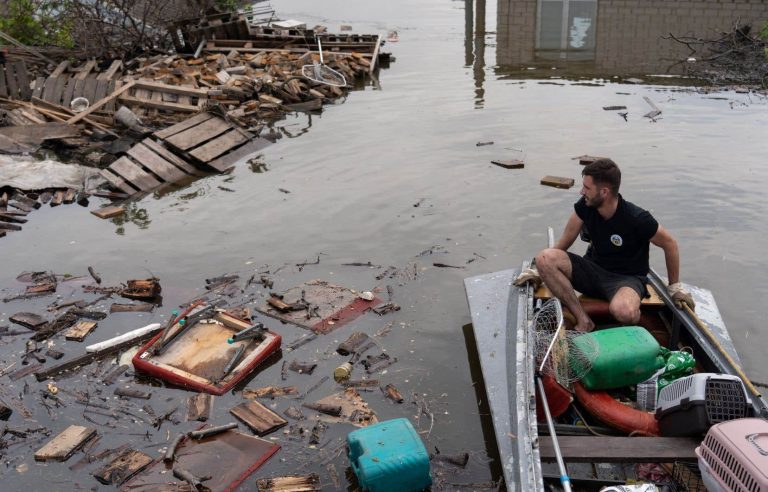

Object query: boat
[464,252,768,491]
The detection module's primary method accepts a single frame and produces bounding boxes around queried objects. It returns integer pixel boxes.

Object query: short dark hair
[582,158,621,195]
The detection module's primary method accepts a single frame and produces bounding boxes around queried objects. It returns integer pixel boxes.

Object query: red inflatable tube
[574,381,660,436]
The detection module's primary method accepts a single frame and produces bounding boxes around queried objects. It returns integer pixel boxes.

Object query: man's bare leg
[535,249,595,332]
[608,287,641,325]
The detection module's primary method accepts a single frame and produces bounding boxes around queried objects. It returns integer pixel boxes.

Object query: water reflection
[496,0,767,78]
[111,202,151,235]
[465,0,488,107]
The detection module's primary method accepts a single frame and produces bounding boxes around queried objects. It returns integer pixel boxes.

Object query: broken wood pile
[0,188,100,238]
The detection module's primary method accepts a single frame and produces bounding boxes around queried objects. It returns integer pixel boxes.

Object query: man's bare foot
[574,318,595,332]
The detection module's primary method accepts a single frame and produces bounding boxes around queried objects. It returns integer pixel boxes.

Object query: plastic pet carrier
[695,418,768,492]
[655,373,751,437]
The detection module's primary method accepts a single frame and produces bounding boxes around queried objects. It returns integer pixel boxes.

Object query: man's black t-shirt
[574,195,658,276]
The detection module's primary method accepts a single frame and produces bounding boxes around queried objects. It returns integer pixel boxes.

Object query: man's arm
[650,225,679,284]
[554,213,583,251]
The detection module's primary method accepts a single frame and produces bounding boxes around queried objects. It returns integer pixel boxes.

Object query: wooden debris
[283,406,305,421]
[64,320,98,341]
[188,422,238,439]
[256,474,321,492]
[243,386,297,399]
[9,363,43,381]
[101,364,129,385]
[230,400,287,436]
[289,360,317,375]
[92,448,153,485]
[491,159,524,169]
[114,387,152,400]
[308,421,327,445]
[120,278,161,300]
[431,452,470,468]
[164,434,184,463]
[382,383,404,403]
[643,96,662,119]
[9,312,47,330]
[575,155,609,166]
[186,392,213,421]
[110,302,154,313]
[337,331,371,356]
[301,402,342,417]
[34,425,97,462]
[0,122,79,144]
[87,266,102,284]
[91,205,125,219]
[540,176,575,189]
[0,399,12,420]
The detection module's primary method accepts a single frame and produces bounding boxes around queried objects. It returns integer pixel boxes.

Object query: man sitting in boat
[528,159,694,332]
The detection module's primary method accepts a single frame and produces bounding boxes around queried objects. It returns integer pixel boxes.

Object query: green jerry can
[572,326,665,390]
[347,418,432,492]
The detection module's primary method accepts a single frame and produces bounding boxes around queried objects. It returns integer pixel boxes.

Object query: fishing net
[301,38,347,87]
[533,298,599,386]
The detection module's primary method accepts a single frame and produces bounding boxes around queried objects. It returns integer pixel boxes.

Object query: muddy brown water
[2,0,768,489]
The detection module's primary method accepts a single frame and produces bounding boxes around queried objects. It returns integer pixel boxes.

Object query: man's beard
[586,194,604,208]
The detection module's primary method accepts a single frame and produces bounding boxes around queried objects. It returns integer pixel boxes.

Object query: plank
[142,139,201,175]
[61,77,77,108]
[257,474,321,492]
[83,77,98,104]
[540,176,575,189]
[127,142,188,182]
[187,393,213,421]
[91,205,126,219]
[154,112,215,139]
[0,66,7,97]
[9,312,47,330]
[133,80,208,98]
[538,436,699,462]
[92,79,109,106]
[108,156,162,191]
[75,60,97,80]
[118,95,200,113]
[189,128,248,162]
[98,60,123,80]
[205,137,270,172]
[165,116,232,151]
[100,168,138,195]
[64,320,98,342]
[51,75,67,105]
[230,400,287,436]
[14,61,31,100]
[31,76,45,99]
[50,190,65,206]
[92,448,152,485]
[0,123,79,144]
[5,61,19,99]
[491,159,525,169]
[41,77,60,103]
[105,80,117,112]
[66,80,136,124]
[72,78,85,100]
[50,60,70,78]
[34,425,97,461]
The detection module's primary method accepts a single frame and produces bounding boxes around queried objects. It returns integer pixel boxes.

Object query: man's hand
[667,282,695,309]
[514,267,542,289]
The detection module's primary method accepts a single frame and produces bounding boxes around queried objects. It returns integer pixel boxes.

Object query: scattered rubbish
[643,96,662,119]
[602,105,627,111]
[69,97,89,113]
[230,400,288,436]
[430,450,470,468]
[34,424,97,462]
[359,291,375,301]
[572,155,608,166]
[347,418,432,492]
[476,141,494,146]
[186,393,214,421]
[540,175,575,189]
[257,474,321,492]
[63,320,98,341]
[372,302,400,316]
[120,278,161,300]
[114,386,152,399]
[334,361,354,382]
[337,331,372,356]
[92,448,153,485]
[433,262,465,269]
[284,406,306,421]
[491,159,524,169]
[9,312,47,330]
[382,384,404,403]
[309,420,327,444]
[289,360,318,375]
[189,422,239,439]
[110,302,154,313]
[243,386,297,399]
[302,401,342,417]
[90,205,125,219]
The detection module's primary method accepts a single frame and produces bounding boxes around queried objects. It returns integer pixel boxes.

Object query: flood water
[2,0,768,489]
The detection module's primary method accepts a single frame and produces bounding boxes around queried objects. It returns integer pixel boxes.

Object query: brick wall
[496,0,768,73]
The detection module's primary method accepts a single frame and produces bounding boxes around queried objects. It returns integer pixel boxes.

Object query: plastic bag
[657,348,695,391]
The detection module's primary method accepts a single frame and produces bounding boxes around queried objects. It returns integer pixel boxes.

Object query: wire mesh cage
[670,461,706,492]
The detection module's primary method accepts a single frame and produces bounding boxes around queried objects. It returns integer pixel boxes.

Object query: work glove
[667,282,695,310]
[514,267,542,289]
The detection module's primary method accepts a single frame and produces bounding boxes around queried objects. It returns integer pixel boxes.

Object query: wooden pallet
[154,113,268,172]
[100,138,201,195]
[0,61,32,100]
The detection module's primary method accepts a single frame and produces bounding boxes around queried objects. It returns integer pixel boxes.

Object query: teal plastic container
[573,326,665,390]
[347,418,431,492]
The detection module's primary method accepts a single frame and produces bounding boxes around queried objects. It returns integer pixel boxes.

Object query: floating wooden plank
[64,320,98,342]
[66,80,135,124]
[9,363,43,381]
[540,176,575,189]
[539,436,698,462]
[142,139,201,175]
[109,156,162,191]
[154,112,214,139]
[91,205,126,219]
[127,142,188,182]
[187,393,214,421]
[114,387,152,399]
[491,159,524,169]
[92,448,153,485]
[230,400,287,436]
[100,168,138,195]
[190,128,249,162]
[118,95,200,113]
[256,474,321,492]
[34,425,97,462]
[110,303,154,313]
[165,116,232,151]
[9,312,47,330]
[207,137,270,172]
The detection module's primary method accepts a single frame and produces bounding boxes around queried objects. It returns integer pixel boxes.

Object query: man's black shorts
[566,252,647,301]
